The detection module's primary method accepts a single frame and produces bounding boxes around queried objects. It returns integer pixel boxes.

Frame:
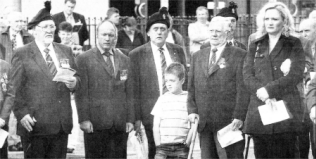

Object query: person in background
[309,10,316,21]
[300,19,316,65]
[53,0,89,46]
[0,59,10,158]
[129,7,187,158]
[116,16,145,53]
[0,19,7,33]
[166,11,188,64]
[152,62,193,159]
[243,2,305,158]
[75,20,134,158]
[106,7,120,28]
[188,6,210,55]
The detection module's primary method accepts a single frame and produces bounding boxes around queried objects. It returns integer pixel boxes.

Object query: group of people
[0,0,315,159]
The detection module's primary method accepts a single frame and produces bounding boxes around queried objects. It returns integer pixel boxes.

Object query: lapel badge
[218,58,226,68]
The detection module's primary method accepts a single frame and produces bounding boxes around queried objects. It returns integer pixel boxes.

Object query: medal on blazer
[0,73,8,92]
[119,69,128,81]
[218,58,227,69]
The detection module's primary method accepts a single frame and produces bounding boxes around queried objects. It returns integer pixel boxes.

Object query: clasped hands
[62,76,77,89]
[80,120,134,133]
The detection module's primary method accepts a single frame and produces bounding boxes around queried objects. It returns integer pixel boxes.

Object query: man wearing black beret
[201,1,247,51]
[3,1,80,158]
[129,7,187,158]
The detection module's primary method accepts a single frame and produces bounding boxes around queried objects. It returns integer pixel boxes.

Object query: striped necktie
[209,48,217,70]
[12,34,17,50]
[44,48,57,76]
[103,51,115,76]
[159,47,168,94]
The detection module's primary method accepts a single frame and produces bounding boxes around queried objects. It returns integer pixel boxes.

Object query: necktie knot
[212,48,218,53]
[44,48,50,54]
[159,48,164,54]
[103,51,112,57]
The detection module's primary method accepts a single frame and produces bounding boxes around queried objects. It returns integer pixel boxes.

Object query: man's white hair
[210,16,232,33]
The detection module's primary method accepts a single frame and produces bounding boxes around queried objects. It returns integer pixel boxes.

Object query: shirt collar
[150,42,167,52]
[35,40,53,53]
[64,11,73,18]
[212,42,226,53]
[96,42,114,55]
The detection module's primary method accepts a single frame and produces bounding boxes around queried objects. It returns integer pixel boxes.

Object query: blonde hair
[255,2,294,38]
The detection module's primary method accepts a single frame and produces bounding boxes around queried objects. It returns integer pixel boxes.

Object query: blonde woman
[243,2,305,158]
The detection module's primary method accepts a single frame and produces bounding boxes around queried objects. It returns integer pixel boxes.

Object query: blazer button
[274,66,277,70]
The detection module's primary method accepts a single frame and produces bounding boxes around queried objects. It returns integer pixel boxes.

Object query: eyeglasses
[37,25,56,30]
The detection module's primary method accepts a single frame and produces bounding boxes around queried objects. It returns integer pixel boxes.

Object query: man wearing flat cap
[3,1,80,158]
[129,7,187,158]
[201,1,247,51]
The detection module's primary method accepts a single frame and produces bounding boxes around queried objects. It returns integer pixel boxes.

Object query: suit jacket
[187,46,248,132]
[129,42,187,127]
[243,34,305,134]
[0,28,34,63]
[75,47,135,132]
[0,60,10,123]
[200,40,247,51]
[53,12,89,46]
[116,29,145,52]
[5,41,80,136]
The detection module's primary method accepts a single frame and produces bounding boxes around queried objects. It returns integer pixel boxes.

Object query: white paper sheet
[258,100,292,125]
[217,124,243,148]
[52,68,76,82]
[0,128,8,148]
[310,72,316,80]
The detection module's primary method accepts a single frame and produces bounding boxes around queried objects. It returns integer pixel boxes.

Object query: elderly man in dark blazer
[187,17,248,159]
[52,0,89,46]
[129,7,187,158]
[75,20,134,158]
[3,2,79,158]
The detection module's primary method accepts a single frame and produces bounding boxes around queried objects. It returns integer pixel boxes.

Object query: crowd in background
[0,0,316,159]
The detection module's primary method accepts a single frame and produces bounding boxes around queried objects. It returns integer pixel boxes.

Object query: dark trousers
[297,119,315,158]
[199,125,245,159]
[252,132,296,159]
[84,127,128,159]
[145,126,156,159]
[21,132,68,158]
[0,125,8,159]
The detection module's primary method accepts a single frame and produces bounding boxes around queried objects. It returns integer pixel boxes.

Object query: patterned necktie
[12,34,17,50]
[209,48,217,69]
[103,51,115,76]
[159,48,168,94]
[44,48,57,76]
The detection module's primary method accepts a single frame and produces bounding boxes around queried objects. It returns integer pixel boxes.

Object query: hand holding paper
[53,68,76,87]
[217,123,243,148]
[0,129,8,148]
[258,99,292,125]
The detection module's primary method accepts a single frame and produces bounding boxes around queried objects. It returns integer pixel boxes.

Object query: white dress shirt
[209,43,226,64]
[10,28,23,48]
[36,40,60,71]
[151,42,172,96]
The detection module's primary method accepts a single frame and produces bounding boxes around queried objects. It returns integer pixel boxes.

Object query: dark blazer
[75,47,135,132]
[0,28,34,63]
[129,42,187,127]
[53,12,89,46]
[243,34,305,134]
[116,29,145,52]
[5,41,80,136]
[187,46,248,132]
[306,76,316,112]
[0,60,10,123]
[200,40,247,51]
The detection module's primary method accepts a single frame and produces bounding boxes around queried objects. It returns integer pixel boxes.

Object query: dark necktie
[159,48,168,94]
[227,41,232,46]
[44,48,57,76]
[103,51,115,76]
[209,48,217,70]
[12,34,17,50]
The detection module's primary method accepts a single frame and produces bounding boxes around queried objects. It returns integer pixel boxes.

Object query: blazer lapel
[166,43,181,62]
[113,48,121,77]
[202,47,211,77]
[93,48,115,78]
[208,46,231,76]
[145,43,160,89]
[30,42,53,79]
[269,35,285,60]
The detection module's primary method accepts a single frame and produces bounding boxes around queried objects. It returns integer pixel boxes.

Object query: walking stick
[245,135,251,159]
[188,118,199,159]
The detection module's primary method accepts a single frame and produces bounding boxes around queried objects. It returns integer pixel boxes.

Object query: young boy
[151,62,193,159]
[58,21,83,57]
